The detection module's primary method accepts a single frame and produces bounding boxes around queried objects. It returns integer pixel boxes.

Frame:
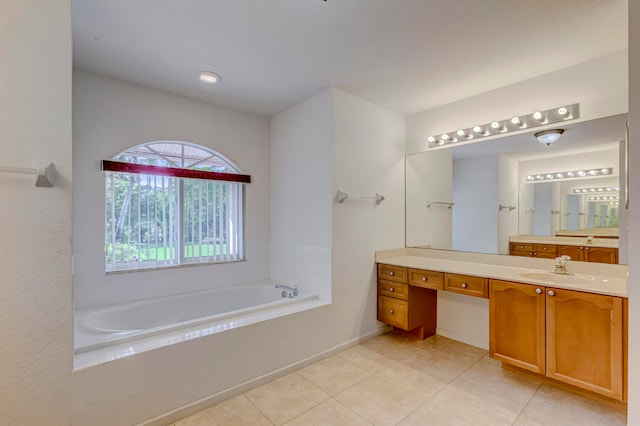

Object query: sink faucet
[275,284,299,298]
[554,255,573,275]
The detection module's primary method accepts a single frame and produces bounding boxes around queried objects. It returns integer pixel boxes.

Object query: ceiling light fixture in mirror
[427,103,579,148]
[526,167,613,182]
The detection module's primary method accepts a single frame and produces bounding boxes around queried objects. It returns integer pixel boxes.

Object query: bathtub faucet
[275,284,299,298]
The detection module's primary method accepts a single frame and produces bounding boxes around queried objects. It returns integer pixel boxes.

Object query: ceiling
[72,0,628,118]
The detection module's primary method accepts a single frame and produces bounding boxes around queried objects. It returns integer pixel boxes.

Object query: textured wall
[0,0,73,424]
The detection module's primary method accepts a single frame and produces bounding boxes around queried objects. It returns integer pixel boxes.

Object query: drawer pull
[389,271,395,276]
[548,290,556,297]
[389,309,395,314]
[389,287,394,292]
[536,288,543,294]
[461,283,468,289]
[543,247,548,251]
[422,276,427,282]
[519,245,524,249]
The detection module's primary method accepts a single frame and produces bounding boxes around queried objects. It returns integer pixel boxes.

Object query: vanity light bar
[525,167,613,182]
[573,186,620,194]
[427,103,579,148]
[589,196,620,201]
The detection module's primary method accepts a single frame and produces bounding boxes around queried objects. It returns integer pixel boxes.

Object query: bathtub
[74,280,320,369]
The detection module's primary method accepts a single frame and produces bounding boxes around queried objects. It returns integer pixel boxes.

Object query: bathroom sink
[518,272,597,284]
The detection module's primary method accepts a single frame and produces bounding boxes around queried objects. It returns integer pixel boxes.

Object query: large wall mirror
[405,113,627,263]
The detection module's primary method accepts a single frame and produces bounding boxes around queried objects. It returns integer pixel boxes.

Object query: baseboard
[140,326,390,426]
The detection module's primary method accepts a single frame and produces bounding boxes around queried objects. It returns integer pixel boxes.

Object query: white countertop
[376,251,627,298]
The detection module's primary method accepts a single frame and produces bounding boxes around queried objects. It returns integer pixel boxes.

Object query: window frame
[103,141,249,273]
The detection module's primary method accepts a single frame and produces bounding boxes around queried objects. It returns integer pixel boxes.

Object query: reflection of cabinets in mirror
[510,242,618,264]
[509,242,557,259]
[489,279,626,401]
[557,245,618,264]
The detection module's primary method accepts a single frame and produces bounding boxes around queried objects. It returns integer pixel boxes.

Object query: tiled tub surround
[74,281,321,370]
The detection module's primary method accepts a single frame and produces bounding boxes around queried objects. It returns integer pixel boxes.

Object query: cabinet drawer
[444,273,488,298]
[510,242,533,252]
[534,244,557,255]
[378,280,408,300]
[408,268,444,290]
[377,295,408,329]
[377,264,408,283]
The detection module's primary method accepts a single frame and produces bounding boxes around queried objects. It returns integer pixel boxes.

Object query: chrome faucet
[275,284,299,298]
[554,255,573,275]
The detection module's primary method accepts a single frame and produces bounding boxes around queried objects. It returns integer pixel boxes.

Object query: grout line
[243,393,276,425]
[510,381,543,425]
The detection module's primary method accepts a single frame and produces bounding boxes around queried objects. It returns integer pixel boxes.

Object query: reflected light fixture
[427,104,579,148]
[534,129,564,146]
[525,167,613,182]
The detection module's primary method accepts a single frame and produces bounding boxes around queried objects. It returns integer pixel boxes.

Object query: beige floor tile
[284,399,371,426]
[360,332,424,360]
[174,394,271,426]
[453,355,541,406]
[514,384,627,426]
[431,380,525,426]
[399,345,479,383]
[375,363,448,401]
[299,355,370,395]
[421,335,488,360]
[399,400,472,426]
[245,372,329,425]
[334,374,424,426]
[337,343,394,373]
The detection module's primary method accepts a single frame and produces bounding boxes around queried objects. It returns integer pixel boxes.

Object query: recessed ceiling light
[199,71,222,84]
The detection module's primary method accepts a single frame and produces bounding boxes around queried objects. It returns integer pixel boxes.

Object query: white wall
[0,1,73,424]
[406,51,628,154]
[331,88,406,343]
[452,155,499,253]
[270,89,333,301]
[73,70,271,309]
[627,1,640,423]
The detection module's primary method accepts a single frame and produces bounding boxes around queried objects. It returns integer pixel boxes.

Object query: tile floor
[171,332,627,426]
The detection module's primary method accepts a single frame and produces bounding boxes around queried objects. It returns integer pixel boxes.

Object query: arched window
[103,141,248,272]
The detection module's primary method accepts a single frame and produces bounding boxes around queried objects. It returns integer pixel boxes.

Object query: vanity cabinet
[377,264,437,339]
[490,279,625,400]
[509,242,557,259]
[557,245,618,264]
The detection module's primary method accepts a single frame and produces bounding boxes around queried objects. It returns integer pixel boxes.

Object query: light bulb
[558,107,568,116]
[198,71,221,84]
[532,111,544,122]
[601,168,609,174]
[427,136,436,143]
[441,134,450,140]
[577,170,586,176]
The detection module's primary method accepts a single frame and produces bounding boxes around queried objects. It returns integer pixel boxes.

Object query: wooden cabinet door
[489,280,546,374]
[546,287,624,400]
[557,245,585,261]
[585,247,618,264]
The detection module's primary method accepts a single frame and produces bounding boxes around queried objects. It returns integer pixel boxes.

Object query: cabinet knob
[389,287,394,292]
[536,288,543,294]
[543,247,548,251]
[389,271,395,276]
[422,276,427,282]
[548,290,556,296]
[389,309,395,315]
[532,252,537,256]
[580,247,584,250]
[585,247,589,250]
[461,283,468,289]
